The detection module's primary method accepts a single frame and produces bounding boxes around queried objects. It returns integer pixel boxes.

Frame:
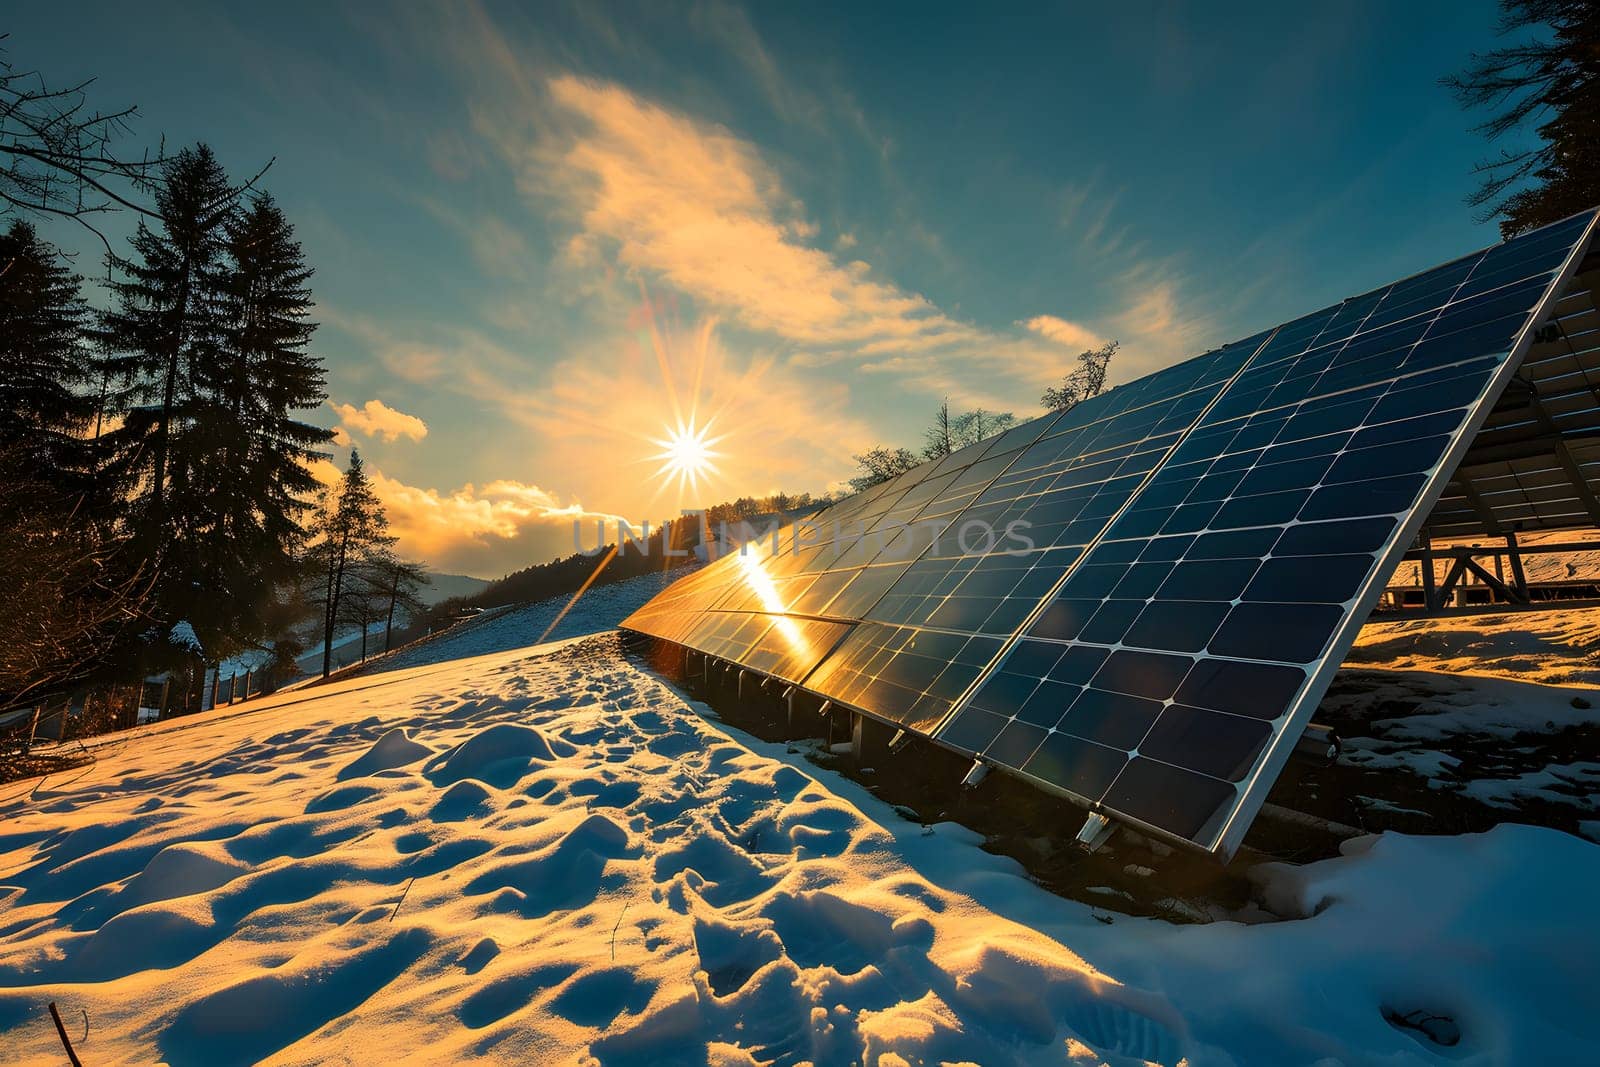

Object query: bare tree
[374,553,430,653]
[847,446,919,493]
[952,408,1016,447]
[0,452,149,711]
[0,35,164,248]
[1042,340,1118,412]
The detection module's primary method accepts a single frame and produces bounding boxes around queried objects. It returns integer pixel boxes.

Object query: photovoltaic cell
[621,208,1600,857]
[937,208,1598,853]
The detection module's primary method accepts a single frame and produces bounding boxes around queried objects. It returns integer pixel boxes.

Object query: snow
[1457,762,1600,812]
[356,567,697,677]
[1351,603,1600,686]
[167,620,203,656]
[1317,665,1600,816]
[3,631,1598,1064]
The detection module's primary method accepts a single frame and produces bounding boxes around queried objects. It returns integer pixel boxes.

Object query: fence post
[243,670,253,701]
[228,673,238,706]
[158,679,171,721]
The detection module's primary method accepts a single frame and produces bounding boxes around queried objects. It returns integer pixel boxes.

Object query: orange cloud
[533,75,1198,410]
[540,76,981,356]
[306,455,618,576]
[367,469,624,576]
[330,398,429,442]
[1020,315,1107,352]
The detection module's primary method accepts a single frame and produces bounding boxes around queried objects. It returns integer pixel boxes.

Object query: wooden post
[158,679,171,721]
[227,673,237,706]
[210,669,221,710]
[1505,531,1529,597]
[1419,532,1439,612]
[243,669,253,700]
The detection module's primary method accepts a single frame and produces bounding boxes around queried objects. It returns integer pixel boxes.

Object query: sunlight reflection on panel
[738,549,807,656]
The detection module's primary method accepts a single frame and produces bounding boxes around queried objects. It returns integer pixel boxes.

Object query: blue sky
[9,1,1521,575]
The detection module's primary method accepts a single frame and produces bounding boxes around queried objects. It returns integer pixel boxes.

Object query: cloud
[331,303,877,517]
[538,75,981,356]
[1020,315,1108,352]
[531,74,1227,409]
[366,468,624,577]
[312,453,624,577]
[330,399,429,443]
[688,0,828,129]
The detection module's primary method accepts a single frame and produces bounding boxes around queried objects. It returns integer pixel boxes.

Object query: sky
[8,1,1528,577]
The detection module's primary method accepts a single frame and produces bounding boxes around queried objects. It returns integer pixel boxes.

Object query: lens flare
[650,417,723,495]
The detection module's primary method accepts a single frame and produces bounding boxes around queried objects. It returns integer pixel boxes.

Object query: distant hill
[423,572,491,606]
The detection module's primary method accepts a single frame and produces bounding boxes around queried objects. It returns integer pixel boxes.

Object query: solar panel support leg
[1505,532,1529,597]
[851,712,894,767]
[960,761,988,789]
[1075,812,1115,852]
[782,686,817,740]
[1293,723,1342,763]
[1419,533,1440,612]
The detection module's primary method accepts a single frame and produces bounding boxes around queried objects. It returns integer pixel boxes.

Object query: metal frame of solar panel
[621,208,1600,860]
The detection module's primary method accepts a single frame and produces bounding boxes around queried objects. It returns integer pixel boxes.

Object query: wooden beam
[1456,475,1502,534]
[1419,532,1439,612]
[1505,531,1529,596]
[1460,556,1527,604]
[1523,388,1600,525]
[1400,539,1600,561]
[1436,557,1470,608]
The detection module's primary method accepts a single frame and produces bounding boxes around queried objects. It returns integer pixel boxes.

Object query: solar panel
[622,208,1600,858]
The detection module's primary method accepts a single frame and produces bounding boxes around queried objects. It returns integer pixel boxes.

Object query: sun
[649,417,723,496]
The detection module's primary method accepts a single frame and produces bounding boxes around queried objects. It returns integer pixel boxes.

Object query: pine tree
[311,450,394,678]
[922,399,958,460]
[96,144,237,546]
[1445,1,1600,237]
[0,220,96,493]
[198,193,334,650]
[216,193,331,549]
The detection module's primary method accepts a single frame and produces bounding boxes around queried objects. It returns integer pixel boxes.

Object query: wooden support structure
[1418,532,1439,611]
[1389,530,1599,615]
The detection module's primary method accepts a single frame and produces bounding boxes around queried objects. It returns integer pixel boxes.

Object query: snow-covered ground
[354,567,696,678]
[1351,603,1600,686]
[3,619,1598,1063]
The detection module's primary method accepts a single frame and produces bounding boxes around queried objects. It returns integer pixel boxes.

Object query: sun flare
[649,417,723,495]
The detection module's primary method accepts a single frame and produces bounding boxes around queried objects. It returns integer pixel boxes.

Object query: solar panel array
[622,208,1600,857]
